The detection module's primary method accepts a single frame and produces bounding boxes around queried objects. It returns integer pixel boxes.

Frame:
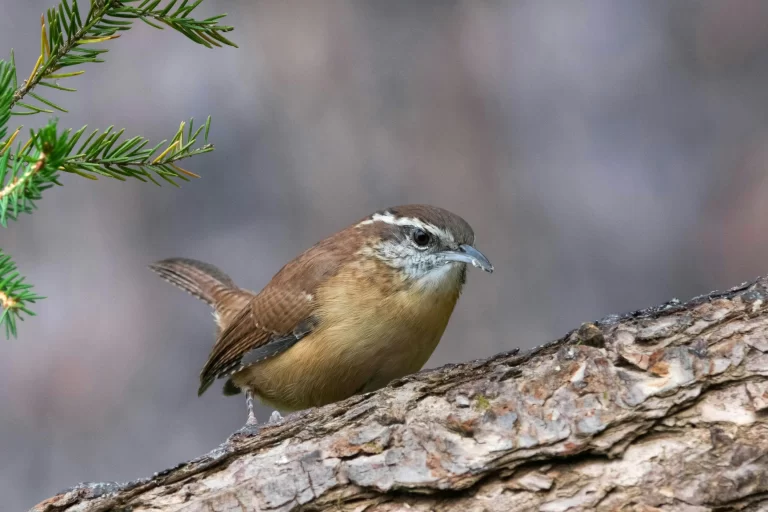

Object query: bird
[150,204,494,426]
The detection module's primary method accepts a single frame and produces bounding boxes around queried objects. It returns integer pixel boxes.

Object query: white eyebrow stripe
[357,211,396,226]
[357,212,453,242]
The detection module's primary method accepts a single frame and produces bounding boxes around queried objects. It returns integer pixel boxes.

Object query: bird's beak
[439,244,494,273]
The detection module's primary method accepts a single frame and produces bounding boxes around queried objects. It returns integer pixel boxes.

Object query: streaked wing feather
[198,285,317,395]
[239,335,302,367]
[213,289,257,328]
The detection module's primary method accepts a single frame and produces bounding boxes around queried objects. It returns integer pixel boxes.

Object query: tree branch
[31,277,768,511]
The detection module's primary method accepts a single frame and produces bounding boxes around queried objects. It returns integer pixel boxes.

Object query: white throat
[415,263,464,292]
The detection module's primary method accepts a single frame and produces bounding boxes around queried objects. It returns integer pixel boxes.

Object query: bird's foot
[231,421,261,438]
[268,410,284,424]
[227,390,261,438]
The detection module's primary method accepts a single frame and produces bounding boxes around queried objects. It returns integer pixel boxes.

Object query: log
[32,277,768,512]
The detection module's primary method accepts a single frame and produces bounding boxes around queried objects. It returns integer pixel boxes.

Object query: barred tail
[149,257,237,307]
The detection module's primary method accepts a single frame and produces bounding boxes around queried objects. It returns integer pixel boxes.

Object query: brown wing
[197,285,316,395]
[197,233,357,395]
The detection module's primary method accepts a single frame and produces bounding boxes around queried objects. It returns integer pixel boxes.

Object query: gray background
[3,1,768,509]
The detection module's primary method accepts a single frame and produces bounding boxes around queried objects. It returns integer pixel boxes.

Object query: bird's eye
[412,228,431,247]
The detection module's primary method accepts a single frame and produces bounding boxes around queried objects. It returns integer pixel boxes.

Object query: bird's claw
[229,422,261,439]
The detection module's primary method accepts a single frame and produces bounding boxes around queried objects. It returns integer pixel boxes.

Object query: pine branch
[59,117,212,185]
[0,250,43,338]
[0,117,212,224]
[0,0,236,338]
[0,60,12,139]
[0,121,67,226]
[11,0,236,114]
[114,0,238,48]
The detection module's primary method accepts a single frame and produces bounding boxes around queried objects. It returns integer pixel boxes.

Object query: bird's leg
[229,390,262,438]
[246,390,258,426]
[268,410,284,423]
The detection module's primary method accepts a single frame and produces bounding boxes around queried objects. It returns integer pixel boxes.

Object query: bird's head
[355,205,493,290]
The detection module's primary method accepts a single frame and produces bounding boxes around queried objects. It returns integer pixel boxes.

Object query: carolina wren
[150,204,493,425]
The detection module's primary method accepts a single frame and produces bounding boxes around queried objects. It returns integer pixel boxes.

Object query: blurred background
[2,0,768,508]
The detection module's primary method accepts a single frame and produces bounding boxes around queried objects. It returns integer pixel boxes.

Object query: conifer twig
[12,0,236,113]
[0,0,236,338]
[0,250,43,338]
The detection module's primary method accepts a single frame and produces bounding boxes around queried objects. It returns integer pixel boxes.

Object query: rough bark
[32,277,768,512]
